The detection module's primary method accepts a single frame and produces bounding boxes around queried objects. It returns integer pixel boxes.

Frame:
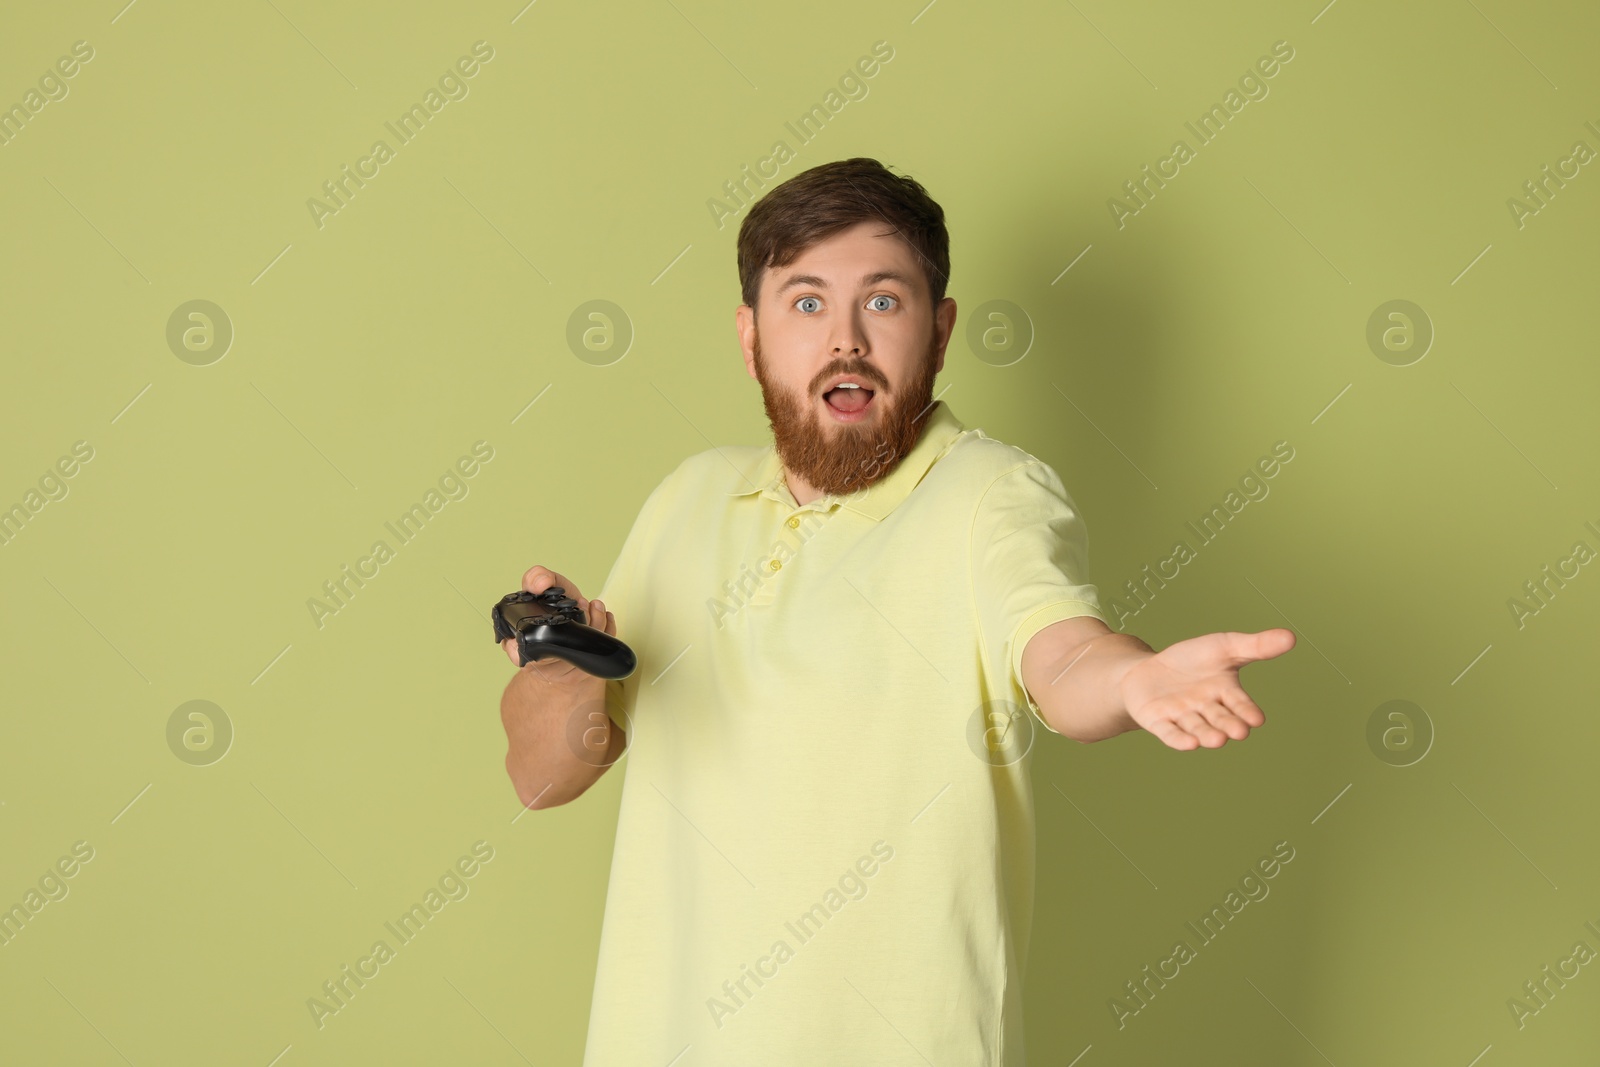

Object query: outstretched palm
[1117,629,1296,751]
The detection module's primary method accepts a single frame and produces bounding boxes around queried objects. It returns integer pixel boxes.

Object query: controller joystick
[492,585,637,680]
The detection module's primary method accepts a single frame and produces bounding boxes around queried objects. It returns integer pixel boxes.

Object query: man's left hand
[1116,629,1296,751]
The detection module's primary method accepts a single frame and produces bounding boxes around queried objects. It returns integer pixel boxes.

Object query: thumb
[1230,627,1295,664]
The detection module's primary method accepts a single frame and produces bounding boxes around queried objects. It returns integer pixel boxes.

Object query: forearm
[500,671,624,809]
[1035,632,1156,743]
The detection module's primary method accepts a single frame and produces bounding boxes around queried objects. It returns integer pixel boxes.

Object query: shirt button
[768,559,782,571]
[786,517,799,529]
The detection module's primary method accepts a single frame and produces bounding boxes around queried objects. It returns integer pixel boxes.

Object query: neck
[785,471,825,507]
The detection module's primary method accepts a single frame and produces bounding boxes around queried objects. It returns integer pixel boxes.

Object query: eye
[795,296,821,313]
[868,294,897,312]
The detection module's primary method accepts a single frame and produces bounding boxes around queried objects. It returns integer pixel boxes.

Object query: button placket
[751,507,819,606]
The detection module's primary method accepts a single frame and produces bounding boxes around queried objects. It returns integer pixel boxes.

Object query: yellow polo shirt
[582,400,1107,1065]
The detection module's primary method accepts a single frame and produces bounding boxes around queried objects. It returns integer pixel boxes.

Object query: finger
[1176,708,1229,748]
[502,637,520,665]
[604,610,615,636]
[1197,701,1252,741]
[521,566,588,616]
[1144,711,1200,751]
[1219,687,1266,728]
[1228,627,1296,666]
[521,565,556,593]
[588,598,604,626]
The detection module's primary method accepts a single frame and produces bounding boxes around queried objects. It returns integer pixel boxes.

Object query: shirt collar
[731,400,967,522]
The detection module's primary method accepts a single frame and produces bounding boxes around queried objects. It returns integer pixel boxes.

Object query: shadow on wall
[978,180,1323,1064]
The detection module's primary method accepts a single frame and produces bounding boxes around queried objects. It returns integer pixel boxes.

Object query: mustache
[811,362,889,393]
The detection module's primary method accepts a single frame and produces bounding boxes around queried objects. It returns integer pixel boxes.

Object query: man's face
[736,220,957,498]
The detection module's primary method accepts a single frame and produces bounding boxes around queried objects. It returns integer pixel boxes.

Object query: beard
[750,327,941,498]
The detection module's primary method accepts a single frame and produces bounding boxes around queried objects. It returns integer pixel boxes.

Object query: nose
[829,308,868,358]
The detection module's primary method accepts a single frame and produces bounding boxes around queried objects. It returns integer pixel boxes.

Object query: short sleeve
[594,476,670,728]
[594,500,654,644]
[970,460,1109,734]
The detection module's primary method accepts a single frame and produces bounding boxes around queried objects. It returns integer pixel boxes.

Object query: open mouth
[823,383,875,420]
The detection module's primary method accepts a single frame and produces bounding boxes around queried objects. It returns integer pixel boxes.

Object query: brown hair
[737,157,950,318]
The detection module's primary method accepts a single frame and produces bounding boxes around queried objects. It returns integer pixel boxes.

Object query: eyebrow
[773,269,918,297]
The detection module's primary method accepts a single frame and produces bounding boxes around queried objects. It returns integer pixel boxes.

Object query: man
[499,157,1295,1065]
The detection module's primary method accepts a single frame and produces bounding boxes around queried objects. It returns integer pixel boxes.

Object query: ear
[933,296,957,375]
[736,304,757,379]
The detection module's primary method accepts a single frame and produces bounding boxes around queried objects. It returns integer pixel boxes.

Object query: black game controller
[492,586,637,680]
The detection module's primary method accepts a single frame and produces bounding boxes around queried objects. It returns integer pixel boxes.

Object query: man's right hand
[501,565,616,682]
[500,565,625,810]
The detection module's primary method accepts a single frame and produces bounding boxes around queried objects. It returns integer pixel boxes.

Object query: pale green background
[3,0,1598,1063]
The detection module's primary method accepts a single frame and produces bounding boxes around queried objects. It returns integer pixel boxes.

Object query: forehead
[762,220,924,298]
